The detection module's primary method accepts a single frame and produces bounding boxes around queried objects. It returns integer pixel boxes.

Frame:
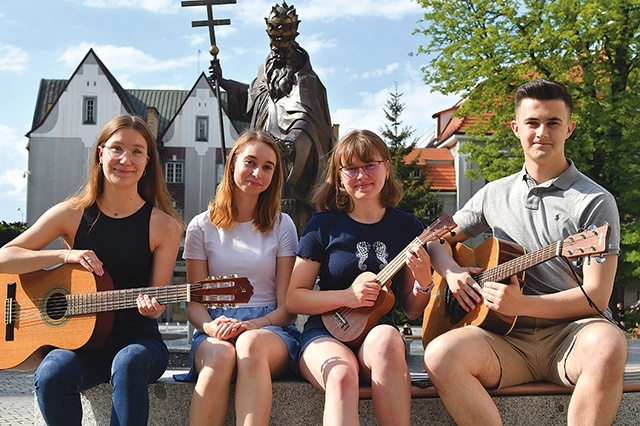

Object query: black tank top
[74,202,161,341]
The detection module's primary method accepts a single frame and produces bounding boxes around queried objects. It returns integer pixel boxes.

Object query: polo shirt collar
[520,158,578,190]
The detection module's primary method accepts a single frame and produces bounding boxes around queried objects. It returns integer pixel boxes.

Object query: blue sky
[0,0,459,223]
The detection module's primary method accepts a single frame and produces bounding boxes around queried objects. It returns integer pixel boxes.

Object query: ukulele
[322,214,456,348]
[1,263,253,371]
[421,225,611,348]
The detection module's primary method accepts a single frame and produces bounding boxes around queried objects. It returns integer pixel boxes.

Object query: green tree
[413,0,640,292]
[380,84,442,226]
[0,221,27,246]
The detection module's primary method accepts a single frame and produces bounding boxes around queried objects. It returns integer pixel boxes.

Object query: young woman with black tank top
[0,114,183,425]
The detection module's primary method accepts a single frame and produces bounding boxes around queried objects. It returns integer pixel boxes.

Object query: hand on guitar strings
[345,277,381,308]
[481,275,522,316]
[406,244,432,285]
[65,249,104,276]
[136,293,166,319]
[446,267,483,312]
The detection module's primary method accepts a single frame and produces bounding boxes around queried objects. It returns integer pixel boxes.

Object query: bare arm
[137,208,182,319]
[0,201,96,274]
[484,254,618,320]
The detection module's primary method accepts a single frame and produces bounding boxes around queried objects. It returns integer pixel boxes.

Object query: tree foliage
[380,85,442,226]
[414,0,640,286]
[0,221,27,246]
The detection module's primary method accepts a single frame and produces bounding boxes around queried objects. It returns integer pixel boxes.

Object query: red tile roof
[404,148,456,191]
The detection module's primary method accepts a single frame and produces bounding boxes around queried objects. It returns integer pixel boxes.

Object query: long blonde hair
[313,129,403,212]
[68,114,183,226]
[209,130,284,233]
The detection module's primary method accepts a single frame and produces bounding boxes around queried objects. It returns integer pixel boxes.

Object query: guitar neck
[66,285,190,315]
[474,241,562,286]
[376,226,445,286]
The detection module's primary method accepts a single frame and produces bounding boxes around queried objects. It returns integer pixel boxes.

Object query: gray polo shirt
[453,159,620,295]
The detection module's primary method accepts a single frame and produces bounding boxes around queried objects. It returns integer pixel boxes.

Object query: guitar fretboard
[473,242,562,286]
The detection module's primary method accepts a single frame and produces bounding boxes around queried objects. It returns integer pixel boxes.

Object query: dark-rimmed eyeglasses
[339,160,385,179]
[103,145,149,165]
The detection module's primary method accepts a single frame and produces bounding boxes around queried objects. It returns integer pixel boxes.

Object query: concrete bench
[34,367,640,425]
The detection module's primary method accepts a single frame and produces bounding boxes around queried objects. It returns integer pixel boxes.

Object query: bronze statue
[211,2,334,230]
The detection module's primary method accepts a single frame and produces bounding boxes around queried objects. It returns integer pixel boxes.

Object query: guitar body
[321,272,397,348]
[1,265,114,371]
[422,238,524,349]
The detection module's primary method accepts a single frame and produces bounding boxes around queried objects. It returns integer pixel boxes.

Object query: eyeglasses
[103,145,149,165]
[339,160,385,179]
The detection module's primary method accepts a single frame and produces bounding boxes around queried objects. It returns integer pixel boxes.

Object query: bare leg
[234,329,290,426]
[565,323,627,425]
[424,328,502,426]
[189,338,237,426]
[300,338,361,426]
[359,325,411,426]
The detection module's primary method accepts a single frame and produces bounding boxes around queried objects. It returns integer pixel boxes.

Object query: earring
[143,169,147,176]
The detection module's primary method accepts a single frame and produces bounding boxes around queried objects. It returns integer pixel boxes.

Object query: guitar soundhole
[46,293,68,321]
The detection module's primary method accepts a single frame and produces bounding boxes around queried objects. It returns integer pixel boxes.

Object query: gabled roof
[126,89,189,137]
[404,148,456,191]
[27,49,135,137]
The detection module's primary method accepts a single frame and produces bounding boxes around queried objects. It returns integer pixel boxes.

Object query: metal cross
[181,0,236,163]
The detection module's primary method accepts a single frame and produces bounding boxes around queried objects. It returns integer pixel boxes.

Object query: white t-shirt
[183,211,298,307]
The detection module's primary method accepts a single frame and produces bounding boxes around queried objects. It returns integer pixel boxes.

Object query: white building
[25,49,242,228]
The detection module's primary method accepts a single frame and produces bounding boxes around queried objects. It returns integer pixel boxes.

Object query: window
[165,162,184,184]
[196,116,208,141]
[83,96,97,124]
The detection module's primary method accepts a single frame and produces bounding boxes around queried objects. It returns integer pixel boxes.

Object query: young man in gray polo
[424,78,627,425]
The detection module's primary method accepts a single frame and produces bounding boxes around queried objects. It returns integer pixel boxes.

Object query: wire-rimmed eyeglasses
[339,160,385,179]
[103,145,149,165]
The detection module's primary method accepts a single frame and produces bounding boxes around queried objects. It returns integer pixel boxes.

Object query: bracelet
[264,316,273,327]
[414,280,434,295]
[64,249,72,264]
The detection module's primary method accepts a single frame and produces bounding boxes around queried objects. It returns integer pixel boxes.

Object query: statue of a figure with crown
[211,2,334,231]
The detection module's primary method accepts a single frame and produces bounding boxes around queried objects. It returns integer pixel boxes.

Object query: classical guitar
[322,214,456,348]
[421,225,611,348]
[1,263,253,371]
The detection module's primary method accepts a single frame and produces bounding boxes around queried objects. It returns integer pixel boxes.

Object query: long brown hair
[68,114,183,226]
[209,130,284,233]
[313,129,403,212]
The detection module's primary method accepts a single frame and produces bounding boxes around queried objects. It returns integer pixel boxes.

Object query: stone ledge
[33,369,640,425]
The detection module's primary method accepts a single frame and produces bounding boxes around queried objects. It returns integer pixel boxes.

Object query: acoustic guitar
[1,263,253,371]
[421,224,611,348]
[322,214,456,348]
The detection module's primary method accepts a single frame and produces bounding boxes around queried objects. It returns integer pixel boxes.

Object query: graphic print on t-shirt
[355,240,389,271]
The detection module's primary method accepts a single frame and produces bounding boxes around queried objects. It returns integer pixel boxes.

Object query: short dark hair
[514,79,573,116]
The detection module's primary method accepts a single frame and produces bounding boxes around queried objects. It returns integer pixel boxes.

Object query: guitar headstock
[561,224,611,259]
[419,214,457,245]
[191,276,254,305]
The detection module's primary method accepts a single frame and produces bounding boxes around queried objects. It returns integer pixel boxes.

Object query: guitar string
[330,220,454,327]
[6,282,243,328]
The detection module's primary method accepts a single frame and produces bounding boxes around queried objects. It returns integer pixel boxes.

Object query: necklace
[99,198,145,218]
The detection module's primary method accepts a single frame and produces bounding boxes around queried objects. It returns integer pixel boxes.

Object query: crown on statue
[265,2,300,48]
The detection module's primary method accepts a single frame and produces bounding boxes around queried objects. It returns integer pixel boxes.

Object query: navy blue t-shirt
[296,208,424,324]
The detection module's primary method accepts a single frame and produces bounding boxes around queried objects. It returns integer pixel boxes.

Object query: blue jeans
[34,337,168,426]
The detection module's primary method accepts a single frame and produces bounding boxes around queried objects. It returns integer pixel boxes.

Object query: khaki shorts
[469,316,621,389]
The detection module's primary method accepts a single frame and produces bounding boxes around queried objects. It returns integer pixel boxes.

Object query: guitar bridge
[4,282,16,341]
[333,311,350,331]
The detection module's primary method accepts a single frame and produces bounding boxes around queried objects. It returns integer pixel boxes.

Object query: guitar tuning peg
[587,225,596,231]
[439,238,446,244]
[572,258,583,268]
[450,230,456,236]
[596,255,607,264]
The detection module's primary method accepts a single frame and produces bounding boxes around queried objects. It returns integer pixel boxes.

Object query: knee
[324,364,359,396]
[363,326,405,362]
[35,350,80,392]
[579,325,628,368]
[423,335,458,374]
[199,340,237,372]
